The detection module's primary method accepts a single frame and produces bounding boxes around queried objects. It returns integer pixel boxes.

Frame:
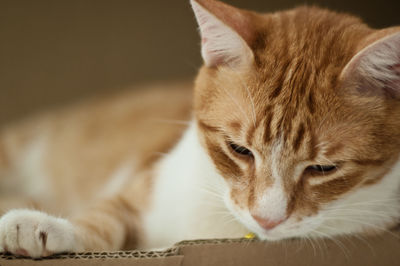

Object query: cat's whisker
[230,68,257,128]
[314,233,328,253]
[204,210,234,220]
[153,119,191,126]
[325,205,399,214]
[316,113,331,132]
[203,210,237,224]
[152,152,168,157]
[315,141,328,149]
[215,74,252,125]
[292,237,305,255]
[200,181,227,194]
[206,209,232,216]
[325,203,400,211]
[304,235,318,257]
[221,216,241,228]
[198,188,225,201]
[318,224,375,253]
[310,235,327,259]
[324,209,399,219]
[198,183,228,200]
[2,0,400,257]
[322,208,397,219]
[200,200,225,208]
[243,85,257,128]
[325,198,400,209]
[321,216,399,239]
[308,228,350,259]
[308,234,328,259]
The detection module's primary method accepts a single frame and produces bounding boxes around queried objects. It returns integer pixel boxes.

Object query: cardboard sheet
[1,231,399,266]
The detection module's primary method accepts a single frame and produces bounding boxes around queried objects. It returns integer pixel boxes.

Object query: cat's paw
[0,209,76,258]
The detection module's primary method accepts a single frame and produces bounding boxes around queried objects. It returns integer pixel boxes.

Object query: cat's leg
[72,193,141,252]
[0,190,141,257]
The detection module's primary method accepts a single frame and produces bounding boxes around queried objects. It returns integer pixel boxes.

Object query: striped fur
[1,0,400,257]
[193,0,400,240]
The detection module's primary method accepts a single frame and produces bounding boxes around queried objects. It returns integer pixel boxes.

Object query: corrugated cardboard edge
[0,248,183,266]
[0,248,180,260]
[1,231,400,266]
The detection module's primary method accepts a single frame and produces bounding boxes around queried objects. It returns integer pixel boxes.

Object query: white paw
[0,209,76,257]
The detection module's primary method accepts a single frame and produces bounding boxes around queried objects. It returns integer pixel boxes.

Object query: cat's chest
[140,123,247,249]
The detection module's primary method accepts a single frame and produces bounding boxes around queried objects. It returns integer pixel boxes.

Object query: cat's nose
[252,215,285,230]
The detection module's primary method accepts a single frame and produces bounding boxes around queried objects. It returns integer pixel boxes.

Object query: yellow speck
[244,232,256,239]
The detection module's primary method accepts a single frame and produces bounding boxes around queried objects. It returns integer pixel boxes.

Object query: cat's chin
[255,233,285,241]
[248,222,319,242]
[254,230,304,241]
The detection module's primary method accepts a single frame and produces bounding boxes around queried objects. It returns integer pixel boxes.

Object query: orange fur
[193,2,400,226]
[0,82,192,250]
[1,0,400,254]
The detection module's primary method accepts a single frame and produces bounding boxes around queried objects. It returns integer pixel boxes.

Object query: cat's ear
[190,0,256,69]
[341,30,400,98]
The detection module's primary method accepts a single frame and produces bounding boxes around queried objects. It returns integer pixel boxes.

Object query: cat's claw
[0,209,76,258]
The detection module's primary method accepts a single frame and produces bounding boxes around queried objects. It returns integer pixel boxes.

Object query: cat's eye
[229,143,253,157]
[306,165,337,173]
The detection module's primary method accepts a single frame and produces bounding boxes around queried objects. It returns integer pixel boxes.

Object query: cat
[0,0,400,258]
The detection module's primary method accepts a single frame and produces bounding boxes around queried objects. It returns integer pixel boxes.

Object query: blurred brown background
[1,0,399,126]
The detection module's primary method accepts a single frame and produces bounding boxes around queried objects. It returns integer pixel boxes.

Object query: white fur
[226,139,289,234]
[255,182,288,222]
[145,120,400,243]
[0,135,56,209]
[270,139,283,181]
[251,139,288,223]
[142,122,248,249]
[190,0,253,68]
[2,120,399,255]
[307,173,340,186]
[222,181,289,239]
[253,140,288,221]
[100,160,135,198]
[17,136,51,200]
[0,209,77,257]
[316,160,400,235]
[252,159,400,241]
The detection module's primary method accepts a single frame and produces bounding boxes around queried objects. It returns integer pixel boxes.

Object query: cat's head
[191,0,400,240]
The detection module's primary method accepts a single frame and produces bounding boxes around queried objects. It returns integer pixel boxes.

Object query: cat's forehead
[238,8,371,131]
[257,7,366,59]
[254,7,368,86]
[195,6,384,157]
[196,7,371,114]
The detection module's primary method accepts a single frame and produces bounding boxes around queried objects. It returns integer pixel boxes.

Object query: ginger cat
[0,0,400,257]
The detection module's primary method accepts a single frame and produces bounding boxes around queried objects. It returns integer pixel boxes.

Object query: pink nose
[252,215,285,230]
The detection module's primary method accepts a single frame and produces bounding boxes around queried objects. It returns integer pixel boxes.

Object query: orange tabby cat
[0,0,400,257]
